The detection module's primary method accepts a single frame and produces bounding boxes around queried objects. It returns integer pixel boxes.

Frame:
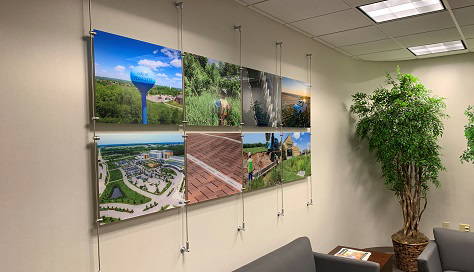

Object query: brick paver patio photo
[186,133,243,204]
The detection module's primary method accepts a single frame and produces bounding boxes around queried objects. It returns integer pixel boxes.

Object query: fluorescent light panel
[359,0,445,23]
[408,40,466,56]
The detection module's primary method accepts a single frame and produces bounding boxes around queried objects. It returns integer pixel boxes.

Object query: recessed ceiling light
[358,0,445,23]
[408,40,466,56]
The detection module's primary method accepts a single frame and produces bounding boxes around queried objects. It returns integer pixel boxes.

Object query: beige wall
[350,54,474,238]
[0,0,472,271]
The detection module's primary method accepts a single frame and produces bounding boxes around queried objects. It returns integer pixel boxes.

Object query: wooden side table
[329,246,394,272]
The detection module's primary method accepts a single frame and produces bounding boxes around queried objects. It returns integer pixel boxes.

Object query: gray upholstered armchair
[234,237,380,272]
[417,228,474,272]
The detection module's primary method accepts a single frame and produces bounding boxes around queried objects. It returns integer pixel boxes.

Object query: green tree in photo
[95,80,141,123]
[148,85,182,95]
[282,104,310,128]
[461,105,474,163]
[95,78,183,124]
[99,179,151,205]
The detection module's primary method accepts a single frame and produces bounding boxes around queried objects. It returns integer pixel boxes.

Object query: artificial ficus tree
[460,106,474,163]
[350,68,447,240]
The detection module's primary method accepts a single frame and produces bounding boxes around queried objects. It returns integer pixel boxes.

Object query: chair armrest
[313,252,380,272]
[417,241,442,272]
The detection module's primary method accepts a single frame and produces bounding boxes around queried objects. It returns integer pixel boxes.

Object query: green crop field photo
[184,53,241,126]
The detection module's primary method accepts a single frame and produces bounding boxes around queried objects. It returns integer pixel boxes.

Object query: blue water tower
[130,66,156,124]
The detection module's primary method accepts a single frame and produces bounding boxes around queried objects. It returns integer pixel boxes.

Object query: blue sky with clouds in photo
[94,30,182,89]
[243,133,271,144]
[284,132,311,152]
[98,134,183,146]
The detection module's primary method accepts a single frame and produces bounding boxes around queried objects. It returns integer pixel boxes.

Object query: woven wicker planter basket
[392,236,428,272]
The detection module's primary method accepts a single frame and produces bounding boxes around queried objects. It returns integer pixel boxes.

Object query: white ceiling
[235,0,474,61]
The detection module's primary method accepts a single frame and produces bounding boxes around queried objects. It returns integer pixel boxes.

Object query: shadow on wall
[94,0,178,28]
[95,0,240,59]
[338,102,400,244]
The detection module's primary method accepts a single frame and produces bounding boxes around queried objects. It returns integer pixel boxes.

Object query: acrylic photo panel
[243,133,282,192]
[282,132,311,183]
[242,68,281,127]
[186,133,243,204]
[93,30,183,125]
[281,78,311,128]
[97,134,185,224]
[183,53,241,126]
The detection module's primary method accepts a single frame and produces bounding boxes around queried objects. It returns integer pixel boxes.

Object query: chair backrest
[433,228,474,272]
[233,237,316,272]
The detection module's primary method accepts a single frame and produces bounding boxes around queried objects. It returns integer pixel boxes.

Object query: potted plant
[460,105,474,163]
[350,68,447,272]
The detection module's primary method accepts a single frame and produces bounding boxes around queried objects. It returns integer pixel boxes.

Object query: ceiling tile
[291,9,373,36]
[344,0,380,7]
[254,0,350,23]
[318,25,389,46]
[378,11,454,37]
[453,6,474,25]
[448,0,474,9]
[461,24,474,38]
[395,28,462,47]
[240,0,267,5]
[358,49,414,61]
[466,38,474,49]
[341,38,401,55]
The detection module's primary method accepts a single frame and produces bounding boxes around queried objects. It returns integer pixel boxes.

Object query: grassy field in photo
[108,169,123,182]
[106,161,118,170]
[99,178,151,205]
[185,91,241,126]
[243,146,267,154]
[245,166,281,191]
[95,78,183,124]
[282,154,311,182]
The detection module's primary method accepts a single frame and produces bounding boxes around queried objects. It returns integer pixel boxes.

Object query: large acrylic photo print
[242,68,281,127]
[184,53,241,126]
[243,133,282,191]
[281,78,311,128]
[186,133,243,204]
[97,134,185,224]
[282,132,311,183]
[93,30,183,124]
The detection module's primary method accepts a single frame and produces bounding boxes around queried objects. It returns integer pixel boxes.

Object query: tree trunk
[400,164,427,238]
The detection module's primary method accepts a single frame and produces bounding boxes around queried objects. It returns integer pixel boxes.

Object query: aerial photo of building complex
[97,134,185,224]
